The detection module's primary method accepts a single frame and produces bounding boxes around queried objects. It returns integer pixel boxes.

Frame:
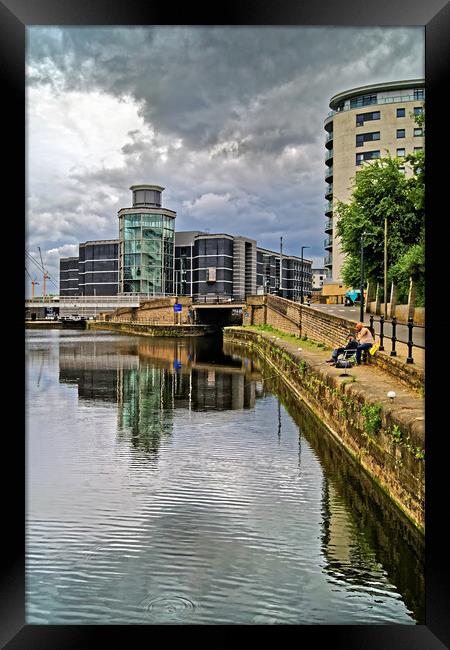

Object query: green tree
[335,110,425,305]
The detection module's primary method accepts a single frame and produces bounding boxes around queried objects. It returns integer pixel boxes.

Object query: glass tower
[118,185,176,295]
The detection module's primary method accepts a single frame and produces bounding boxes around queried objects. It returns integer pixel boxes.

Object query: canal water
[26,329,424,625]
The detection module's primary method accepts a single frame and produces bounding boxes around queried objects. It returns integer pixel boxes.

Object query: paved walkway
[309,304,424,369]
[242,329,424,438]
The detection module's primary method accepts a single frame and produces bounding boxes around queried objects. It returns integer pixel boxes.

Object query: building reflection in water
[247,353,425,625]
[58,334,265,459]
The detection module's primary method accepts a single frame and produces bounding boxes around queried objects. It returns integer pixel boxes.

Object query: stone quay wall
[224,327,425,532]
[87,321,212,337]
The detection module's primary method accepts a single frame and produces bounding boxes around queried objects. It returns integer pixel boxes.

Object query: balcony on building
[324,253,332,267]
[325,149,334,162]
[325,183,333,200]
[325,201,333,216]
[325,166,333,181]
[324,218,333,234]
[325,131,334,149]
[324,237,333,251]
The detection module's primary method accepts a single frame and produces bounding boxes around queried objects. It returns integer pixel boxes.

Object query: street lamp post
[300,246,310,304]
[360,233,365,323]
[384,216,388,321]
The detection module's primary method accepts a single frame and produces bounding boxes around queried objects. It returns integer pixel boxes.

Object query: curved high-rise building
[324,79,425,282]
[118,184,176,295]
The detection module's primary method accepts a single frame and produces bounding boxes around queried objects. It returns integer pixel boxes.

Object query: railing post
[390,316,397,357]
[406,317,414,364]
[369,314,374,334]
[379,315,385,351]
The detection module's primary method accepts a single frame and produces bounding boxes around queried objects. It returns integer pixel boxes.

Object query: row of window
[355,128,423,147]
[397,127,423,138]
[356,104,423,127]
[397,106,423,118]
[356,146,423,165]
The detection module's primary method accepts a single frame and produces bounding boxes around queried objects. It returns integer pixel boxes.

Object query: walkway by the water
[309,304,425,369]
[240,327,424,439]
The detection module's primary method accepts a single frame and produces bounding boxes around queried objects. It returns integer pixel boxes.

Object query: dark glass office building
[78,240,119,296]
[59,257,80,296]
[59,240,119,296]
[174,231,256,300]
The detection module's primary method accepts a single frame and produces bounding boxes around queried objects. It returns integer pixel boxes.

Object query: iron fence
[368,315,424,364]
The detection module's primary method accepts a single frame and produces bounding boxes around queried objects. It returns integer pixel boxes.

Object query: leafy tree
[335,109,425,304]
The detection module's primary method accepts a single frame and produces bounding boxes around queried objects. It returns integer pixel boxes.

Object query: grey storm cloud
[27,26,423,153]
[26,26,424,290]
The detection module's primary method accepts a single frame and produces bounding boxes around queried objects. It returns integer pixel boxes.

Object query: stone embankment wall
[99,296,193,325]
[244,295,424,392]
[224,327,425,532]
[87,321,212,337]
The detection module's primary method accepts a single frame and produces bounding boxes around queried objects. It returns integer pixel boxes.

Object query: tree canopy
[335,114,425,305]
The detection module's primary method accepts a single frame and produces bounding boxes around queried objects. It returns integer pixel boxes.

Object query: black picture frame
[3,0,449,647]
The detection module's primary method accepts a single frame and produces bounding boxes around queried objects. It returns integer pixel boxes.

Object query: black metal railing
[368,315,424,364]
[193,295,245,304]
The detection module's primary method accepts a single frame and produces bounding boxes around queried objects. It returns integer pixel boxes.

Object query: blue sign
[174,303,182,312]
[173,360,182,370]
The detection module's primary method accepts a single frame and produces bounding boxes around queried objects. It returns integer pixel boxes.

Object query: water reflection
[26,330,424,625]
[58,335,265,460]
[240,346,425,624]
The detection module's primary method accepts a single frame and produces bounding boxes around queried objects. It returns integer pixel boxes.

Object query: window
[414,106,423,116]
[396,108,405,117]
[356,111,380,127]
[356,132,380,146]
[356,150,380,166]
[397,129,405,138]
[396,148,406,157]
[350,93,377,109]
[414,146,423,152]
[414,89,424,100]
[414,128,423,137]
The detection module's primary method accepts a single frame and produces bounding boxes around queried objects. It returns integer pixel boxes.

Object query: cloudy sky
[25,26,424,294]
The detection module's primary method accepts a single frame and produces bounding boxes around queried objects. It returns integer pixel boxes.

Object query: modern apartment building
[256,247,312,301]
[324,79,425,281]
[312,268,327,292]
[118,184,176,295]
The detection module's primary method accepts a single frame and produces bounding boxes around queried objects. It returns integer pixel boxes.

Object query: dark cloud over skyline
[26,26,424,290]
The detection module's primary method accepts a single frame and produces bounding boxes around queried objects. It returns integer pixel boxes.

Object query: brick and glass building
[118,184,176,295]
[324,79,425,281]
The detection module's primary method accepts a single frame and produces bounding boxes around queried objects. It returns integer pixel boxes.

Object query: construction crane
[38,246,50,299]
[25,266,40,298]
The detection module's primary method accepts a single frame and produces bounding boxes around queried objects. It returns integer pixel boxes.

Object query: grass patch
[243,324,331,352]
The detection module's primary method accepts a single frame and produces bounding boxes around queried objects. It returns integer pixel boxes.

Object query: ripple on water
[138,594,197,621]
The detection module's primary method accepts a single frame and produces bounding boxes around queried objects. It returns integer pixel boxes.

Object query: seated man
[326,334,358,366]
[355,322,375,365]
